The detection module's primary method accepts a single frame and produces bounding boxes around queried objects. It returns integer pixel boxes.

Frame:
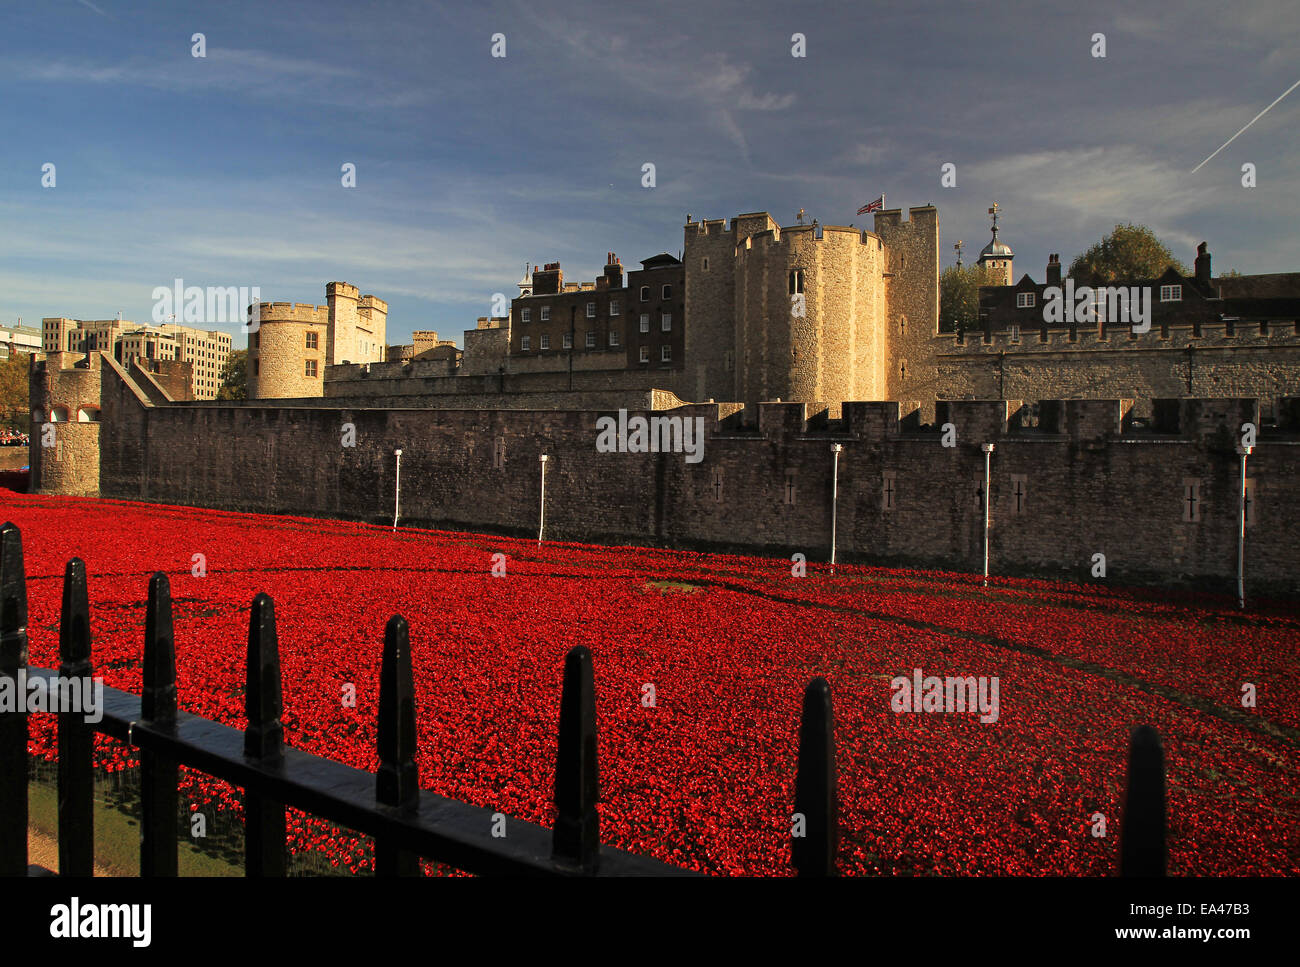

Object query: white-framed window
[540,306,550,321]
[540,334,550,350]
[521,335,531,351]
[1160,285,1182,302]
[305,359,317,377]
[639,314,650,333]
[639,345,649,363]
[662,284,672,299]
[586,302,595,318]
[661,313,672,332]
[585,331,596,348]
[789,271,804,295]
[562,332,572,349]
[609,331,620,347]
[609,300,620,316]
[1010,324,1020,342]
[640,285,650,302]
[1016,292,1036,308]
[660,345,671,362]
[521,308,531,323]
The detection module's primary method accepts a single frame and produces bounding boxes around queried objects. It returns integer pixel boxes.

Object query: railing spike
[0,523,29,876]
[142,572,176,725]
[244,593,283,760]
[1120,724,1166,876]
[140,571,178,876]
[793,676,837,876]
[553,644,599,872]
[376,614,419,876]
[58,558,94,877]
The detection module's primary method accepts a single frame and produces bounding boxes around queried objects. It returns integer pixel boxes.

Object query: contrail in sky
[1191,77,1300,173]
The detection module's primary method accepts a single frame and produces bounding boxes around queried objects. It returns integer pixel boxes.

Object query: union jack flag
[857,194,884,215]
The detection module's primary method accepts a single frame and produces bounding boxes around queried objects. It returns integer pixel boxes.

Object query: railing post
[793,677,837,876]
[243,593,286,877]
[58,559,94,877]
[375,614,420,876]
[1119,724,1166,876]
[552,645,599,873]
[0,523,30,876]
[140,572,179,877]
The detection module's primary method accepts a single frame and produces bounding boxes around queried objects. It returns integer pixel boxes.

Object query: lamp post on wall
[829,444,843,570]
[981,443,995,587]
[538,454,549,546]
[1237,443,1253,609]
[393,448,403,532]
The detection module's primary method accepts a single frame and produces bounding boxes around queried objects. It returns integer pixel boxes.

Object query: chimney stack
[1195,242,1211,288]
[1046,253,1062,286]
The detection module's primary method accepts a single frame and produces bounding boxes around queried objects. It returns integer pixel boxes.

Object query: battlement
[738,223,881,251]
[947,318,1300,351]
[872,205,938,232]
[687,217,734,236]
[326,282,359,300]
[253,302,330,324]
[359,295,388,312]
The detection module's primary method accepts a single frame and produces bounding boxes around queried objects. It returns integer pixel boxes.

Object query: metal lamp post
[981,443,994,587]
[393,448,403,531]
[538,454,549,546]
[1238,443,1253,609]
[830,444,843,569]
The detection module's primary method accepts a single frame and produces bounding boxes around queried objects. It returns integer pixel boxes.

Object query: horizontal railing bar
[25,667,690,877]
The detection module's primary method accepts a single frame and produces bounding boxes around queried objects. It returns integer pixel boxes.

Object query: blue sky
[2,0,1297,349]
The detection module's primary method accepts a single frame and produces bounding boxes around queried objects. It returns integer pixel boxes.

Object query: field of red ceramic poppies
[6,490,1299,876]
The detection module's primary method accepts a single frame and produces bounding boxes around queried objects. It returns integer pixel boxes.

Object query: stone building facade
[248,282,387,399]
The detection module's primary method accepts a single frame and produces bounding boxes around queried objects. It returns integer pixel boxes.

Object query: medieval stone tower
[247,282,388,399]
[682,206,939,407]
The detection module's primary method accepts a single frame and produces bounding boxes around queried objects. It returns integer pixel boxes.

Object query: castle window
[784,469,797,506]
[1224,319,1236,337]
[711,469,723,502]
[1182,478,1202,523]
[609,331,620,348]
[725,350,734,371]
[609,300,620,316]
[1016,292,1036,308]
[1068,323,1078,343]
[521,308,531,323]
[640,286,650,302]
[1038,325,1048,343]
[1160,321,1169,339]
[305,359,317,377]
[789,270,804,295]
[305,331,317,349]
[662,284,672,300]
[493,437,506,470]
[661,313,672,332]
[540,307,550,321]
[640,314,650,333]
[253,359,260,375]
[1260,320,1269,336]
[586,302,596,318]
[881,470,896,511]
[639,346,649,363]
[702,258,709,271]
[1009,324,1020,343]
[563,332,572,349]
[585,331,596,348]
[540,334,550,350]
[1192,320,1202,338]
[661,345,672,362]
[1160,285,1182,302]
[521,336,531,351]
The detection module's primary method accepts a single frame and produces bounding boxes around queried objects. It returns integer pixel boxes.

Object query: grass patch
[645,580,704,594]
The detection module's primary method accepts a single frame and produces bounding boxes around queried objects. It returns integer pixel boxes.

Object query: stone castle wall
[77,355,1300,594]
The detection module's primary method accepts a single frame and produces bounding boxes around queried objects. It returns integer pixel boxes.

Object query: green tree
[216,349,248,400]
[940,263,987,333]
[0,353,30,432]
[1068,224,1189,284]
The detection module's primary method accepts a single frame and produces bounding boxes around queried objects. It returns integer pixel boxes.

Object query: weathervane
[988,202,1001,235]
[954,240,964,267]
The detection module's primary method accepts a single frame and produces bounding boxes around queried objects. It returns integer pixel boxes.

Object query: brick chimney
[603,252,624,289]
[1046,253,1062,286]
[1195,242,1211,288]
[532,262,562,296]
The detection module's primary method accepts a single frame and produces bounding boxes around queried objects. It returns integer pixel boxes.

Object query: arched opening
[49,406,69,423]
[77,407,101,423]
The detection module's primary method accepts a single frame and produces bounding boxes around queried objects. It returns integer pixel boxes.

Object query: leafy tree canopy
[940,263,988,332]
[216,349,248,401]
[1068,223,1189,284]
